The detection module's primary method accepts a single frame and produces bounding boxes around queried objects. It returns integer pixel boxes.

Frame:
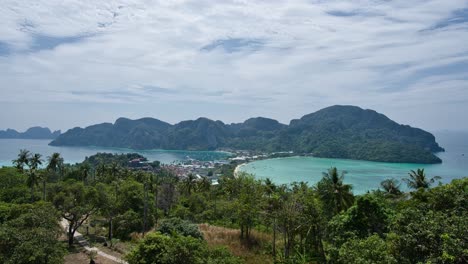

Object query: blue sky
[0,0,468,132]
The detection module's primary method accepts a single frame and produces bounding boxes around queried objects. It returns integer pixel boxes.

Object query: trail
[60,219,128,264]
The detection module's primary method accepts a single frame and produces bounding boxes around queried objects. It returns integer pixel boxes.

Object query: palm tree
[47,153,63,173]
[109,162,120,180]
[380,178,402,196]
[80,163,91,184]
[404,168,441,190]
[43,153,63,200]
[182,173,197,195]
[29,153,42,169]
[316,167,354,216]
[264,178,277,196]
[197,176,211,192]
[12,149,30,172]
[263,178,279,258]
[96,163,107,180]
[27,153,42,202]
[150,173,161,224]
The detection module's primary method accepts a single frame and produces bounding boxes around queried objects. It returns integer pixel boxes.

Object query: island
[0,126,61,139]
[49,105,444,164]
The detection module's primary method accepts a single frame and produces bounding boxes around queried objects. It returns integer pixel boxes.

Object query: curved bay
[239,132,468,194]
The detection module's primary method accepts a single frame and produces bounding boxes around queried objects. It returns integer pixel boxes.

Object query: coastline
[233,163,247,178]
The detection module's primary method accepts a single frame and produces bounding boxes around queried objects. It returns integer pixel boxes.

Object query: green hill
[50,105,444,163]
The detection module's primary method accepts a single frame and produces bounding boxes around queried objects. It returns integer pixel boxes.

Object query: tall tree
[263,178,280,257]
[233,173,262,240]
[12,149,30,173]
[316,167,354,216]
[43,153,63,200]
[142,173,150,235]
[80,163,91,185]
[150,173,161,225]
[96,182,119,245]
[49,181,100,246]
[182,174,197,195]
[0,202,66,264]
[96,163,107,181]
[380,178,402,196]
[26,153,42,202]
[197,176,211,193]
[29,153,42,170]
[404,169,441,190]
[109,162,120,181]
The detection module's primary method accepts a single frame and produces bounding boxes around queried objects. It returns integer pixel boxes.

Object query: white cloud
[0,0,468,131]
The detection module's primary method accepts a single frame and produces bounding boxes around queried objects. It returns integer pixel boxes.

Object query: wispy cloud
[428,8,468,30]
[201,38,265,53]
[0,0,468,131]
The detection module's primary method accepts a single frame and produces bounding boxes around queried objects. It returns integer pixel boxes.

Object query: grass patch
[199,223,275,264]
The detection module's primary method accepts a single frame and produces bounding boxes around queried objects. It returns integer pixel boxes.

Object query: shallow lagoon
[239,131,468,194]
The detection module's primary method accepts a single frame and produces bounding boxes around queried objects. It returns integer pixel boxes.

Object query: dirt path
[60,219,128,264]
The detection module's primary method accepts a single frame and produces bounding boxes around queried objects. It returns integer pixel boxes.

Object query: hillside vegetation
[0,127,61,139]
[50,105,444,163]
[1,151,466,264]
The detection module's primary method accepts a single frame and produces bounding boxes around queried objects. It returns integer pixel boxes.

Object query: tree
[12,149,30,173]
[113,179,153,239]
[109,162,120,180]
[96,183,119,245]
[80,163,91,185]
[197,176,211,193]
[233,173,263,240]
[26,153,42,202]
[328,195,390,242]
[49,181,100,246]
[404,168,441,190]
[389,178,468,263]
[143,173,150,235]
[380,178,402,196]
[149,172,161,225]
[263,178,279,257]
[46,153,63,175]
[0,202,66,264]
[0,167,29,203]
[159,176,178,216]
[29,153,42,170]
[338,235,397,264]
[316,167,354,216]
[43,153,63,200]
[126,232,240,264]
[182,173,197,195]
[96,163,107,180]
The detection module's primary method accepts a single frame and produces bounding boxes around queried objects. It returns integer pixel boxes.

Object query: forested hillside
[50,105,444,163]
[0,127,61,139]
[1,151,465,263]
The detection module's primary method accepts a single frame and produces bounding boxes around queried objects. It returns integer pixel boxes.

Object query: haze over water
[0,139,230,166]
[239,131,468,194]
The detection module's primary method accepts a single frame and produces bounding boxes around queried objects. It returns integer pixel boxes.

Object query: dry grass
[199,224,275,264]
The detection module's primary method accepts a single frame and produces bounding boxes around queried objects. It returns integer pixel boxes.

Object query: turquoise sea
[0,139,231,166]
[239,131,468,194]
[1,132,466,194]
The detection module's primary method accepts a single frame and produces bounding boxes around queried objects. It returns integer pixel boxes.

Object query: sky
[1,0,468,133]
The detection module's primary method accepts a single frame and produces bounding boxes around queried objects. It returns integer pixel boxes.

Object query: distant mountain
[0,127,61,139]
[50,105,444,164]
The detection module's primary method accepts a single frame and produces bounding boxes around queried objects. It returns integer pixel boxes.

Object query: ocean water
[0,139,231,166]
[239,131,468,194]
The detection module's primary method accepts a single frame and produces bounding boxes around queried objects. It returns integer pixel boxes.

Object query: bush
[157,217,203,239]
[126,232,241,264]
[338,235,396,264]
